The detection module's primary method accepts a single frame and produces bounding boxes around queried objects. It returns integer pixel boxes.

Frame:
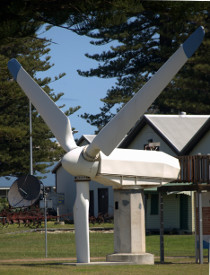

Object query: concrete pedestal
[107,253,154,265]
[107,189,154,264]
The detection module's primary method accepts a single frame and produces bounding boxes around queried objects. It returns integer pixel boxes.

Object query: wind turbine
[8,26,204,264]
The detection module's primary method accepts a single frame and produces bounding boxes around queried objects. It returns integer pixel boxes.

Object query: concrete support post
[107,189,154,264]
[198,191,203,264]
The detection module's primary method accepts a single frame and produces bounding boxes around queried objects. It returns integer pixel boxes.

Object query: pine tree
[74,2,210,130]
[0,33,80,178]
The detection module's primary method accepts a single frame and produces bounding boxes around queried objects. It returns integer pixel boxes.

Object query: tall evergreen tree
[0,32,80,178]
[75,2,210,130]
[0,0,131,41]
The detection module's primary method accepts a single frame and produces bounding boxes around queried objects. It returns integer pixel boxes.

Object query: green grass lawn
[0,223,208,274]
[0,262,208,275]
[0,232,202,259]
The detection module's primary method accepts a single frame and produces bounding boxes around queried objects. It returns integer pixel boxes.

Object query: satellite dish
[8,175,41,208]
[8,26,205,263]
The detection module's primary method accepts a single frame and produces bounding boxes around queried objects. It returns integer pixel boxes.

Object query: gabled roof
[120,114,210,155]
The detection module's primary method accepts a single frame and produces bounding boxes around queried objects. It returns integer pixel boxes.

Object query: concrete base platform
[106,253,154,265]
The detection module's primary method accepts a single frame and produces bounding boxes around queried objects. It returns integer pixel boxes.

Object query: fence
[178,155,210,184]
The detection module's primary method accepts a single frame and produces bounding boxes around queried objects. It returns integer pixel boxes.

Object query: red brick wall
[196,207,210,235]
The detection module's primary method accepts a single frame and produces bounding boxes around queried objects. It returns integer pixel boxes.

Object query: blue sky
[37,25,117,140]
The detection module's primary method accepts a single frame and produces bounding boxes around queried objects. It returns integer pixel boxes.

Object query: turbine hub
[61,146,99,178]
[82,145,100,162]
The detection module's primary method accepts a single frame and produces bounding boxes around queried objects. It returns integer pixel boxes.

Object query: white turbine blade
[8,59,77,152]
[86,26,205,157]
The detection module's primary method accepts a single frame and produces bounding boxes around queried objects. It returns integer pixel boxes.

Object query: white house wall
[146,194,180,230]
[189,131,210,155]
[145,193,193,232]
[164,194,193,232]
[145,195,160,230]
[163,195,180,230]
[128,124,176,156]
[56,166,76,219]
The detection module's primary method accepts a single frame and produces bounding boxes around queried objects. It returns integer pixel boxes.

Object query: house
[52,114,210,232]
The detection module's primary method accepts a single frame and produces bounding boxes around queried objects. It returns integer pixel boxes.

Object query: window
[150,194,159,215]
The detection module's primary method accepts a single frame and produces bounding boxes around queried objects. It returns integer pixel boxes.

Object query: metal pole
[57,207,60,223]
[159,192,164,263]
[44,187,48,258]
[198,191,203,264]
[29,101,33,175]
[209,239,210,275]
[195,192,199,263]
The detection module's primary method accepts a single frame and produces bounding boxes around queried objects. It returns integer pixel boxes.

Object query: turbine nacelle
[62,147,180,189]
